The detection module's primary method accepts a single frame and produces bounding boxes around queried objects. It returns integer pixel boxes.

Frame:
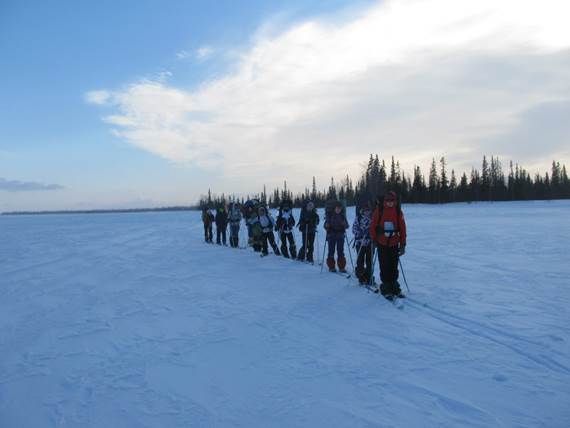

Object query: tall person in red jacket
[369,191,407,299]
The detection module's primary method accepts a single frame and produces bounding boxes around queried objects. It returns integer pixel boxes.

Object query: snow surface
[1,201,569,427]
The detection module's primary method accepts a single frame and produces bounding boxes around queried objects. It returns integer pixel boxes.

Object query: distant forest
[200,155,570,208]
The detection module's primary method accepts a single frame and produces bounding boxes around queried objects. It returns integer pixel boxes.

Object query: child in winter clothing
[228,202,242,248]
[275,200,296,258]
[352,203,373,284]
[244,199,262,252]
[324,201,349,272]
[256,206,281,256]
[297,201,320,263]
[369,191,407,299]
[202,208,214,243]
[215,206,228,245]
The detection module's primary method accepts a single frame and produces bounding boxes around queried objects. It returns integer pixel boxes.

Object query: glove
[399,245,406,256]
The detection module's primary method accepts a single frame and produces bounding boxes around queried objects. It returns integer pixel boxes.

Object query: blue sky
[1,0,569,211]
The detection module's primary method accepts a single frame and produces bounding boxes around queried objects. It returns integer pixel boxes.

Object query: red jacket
[369,204,406,247]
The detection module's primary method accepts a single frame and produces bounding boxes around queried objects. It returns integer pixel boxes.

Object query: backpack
[325,199,346,222]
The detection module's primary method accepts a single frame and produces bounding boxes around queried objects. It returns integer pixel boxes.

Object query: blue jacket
[352,213,371,246]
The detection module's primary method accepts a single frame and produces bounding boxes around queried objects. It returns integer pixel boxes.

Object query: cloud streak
[0,178,65,192]
[87,0,570,190]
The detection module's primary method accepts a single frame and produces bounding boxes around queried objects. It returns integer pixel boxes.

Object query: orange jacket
[369,204,406,247]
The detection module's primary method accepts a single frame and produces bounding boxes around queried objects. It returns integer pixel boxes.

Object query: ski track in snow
[1,202,570,427]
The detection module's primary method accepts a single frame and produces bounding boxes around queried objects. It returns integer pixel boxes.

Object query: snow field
[1,201,569,427]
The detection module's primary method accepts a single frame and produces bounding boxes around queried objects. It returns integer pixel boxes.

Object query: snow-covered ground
[1,201,569,427]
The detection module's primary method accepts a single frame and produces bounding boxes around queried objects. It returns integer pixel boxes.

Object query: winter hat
[385,191,397,201]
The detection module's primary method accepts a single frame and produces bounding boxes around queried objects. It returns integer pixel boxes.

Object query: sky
[1,0,570,211]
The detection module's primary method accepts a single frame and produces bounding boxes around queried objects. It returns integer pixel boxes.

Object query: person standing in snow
[202,207,215,243]
[275,199,297,258]
[369,191,407,299]
[296,200,319,263]
[324,201,349,273]
[255,206,281,256]
[353,202,373,285]
[215,206,229,245]
[228,202,242,248]
[244,199,262,252]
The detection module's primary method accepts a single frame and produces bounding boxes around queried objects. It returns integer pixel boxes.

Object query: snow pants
[327,233,346,271]
[355,243,373,284]
[279,231,296,259]
[229,223,240,248]
[216,225,227,245]
[261,231,280,256]
[378,244,401,295]
[204,224,213,243]
[297,230,316,262]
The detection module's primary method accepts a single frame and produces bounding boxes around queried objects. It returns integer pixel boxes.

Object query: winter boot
[281,244,289,258]
[272,245,281,256]
[337,256,347,273]
[327,257,336,272]
[394,281,404,297]
[290,245,297,259]
[380,282,391,296]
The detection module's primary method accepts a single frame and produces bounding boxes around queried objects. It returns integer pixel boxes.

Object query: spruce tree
[429,158,439,203]
[440,157,449,203]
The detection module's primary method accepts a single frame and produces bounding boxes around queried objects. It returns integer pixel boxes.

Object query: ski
[384,294,405,309]
[329,271,351,279]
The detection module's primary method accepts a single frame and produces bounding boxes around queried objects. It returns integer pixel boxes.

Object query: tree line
[199,155,570,209]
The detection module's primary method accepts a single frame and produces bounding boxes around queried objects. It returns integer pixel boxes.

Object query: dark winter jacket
[325,212,348,236]
[275,209,295,233]
[298,209,320,233]
[202,210,214,226]
[352,213,371,246]
[215,210,228,227]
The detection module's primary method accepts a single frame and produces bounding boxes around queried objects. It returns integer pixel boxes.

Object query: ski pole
[399,258,411,293]
[369,243,377,287]
[320,236,327,273]
[354,242,365,281]
[315,229,320,265]
[345,234,355,273]
[304,223,309,261]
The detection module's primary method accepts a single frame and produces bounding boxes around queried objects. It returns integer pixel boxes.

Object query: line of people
[201,191,407,299]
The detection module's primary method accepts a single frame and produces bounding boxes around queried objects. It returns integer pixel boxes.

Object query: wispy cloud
[176,50,192,60]
[196,45,214,60]
[85,90,111,105]
[176,45,214,61]
[87,0,570,190]
[0,178,65,192]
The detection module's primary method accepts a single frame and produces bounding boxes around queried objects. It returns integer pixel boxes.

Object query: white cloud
[88,0,570,191]
[196,45,214,60]
[176,50,191,59]
[177,46,214,61]
[85,90,111,105]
